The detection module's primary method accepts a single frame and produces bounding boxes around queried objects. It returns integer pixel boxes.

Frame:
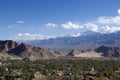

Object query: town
[0,58,120,80]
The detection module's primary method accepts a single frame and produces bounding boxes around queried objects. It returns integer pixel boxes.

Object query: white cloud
[46,23,57,27]
[98,16,120,25]
[7,20,24,29]
[17,21,24,24]
[61,21,82,29]
[7,24,18,28]
[97,9,120,26]
[16,33,55,40]
[83,23,99,32]
[118,9,120,15]
[61,22,99,32]
[100,26,120,33]
[61,9,120,32]
[95,9,120,33]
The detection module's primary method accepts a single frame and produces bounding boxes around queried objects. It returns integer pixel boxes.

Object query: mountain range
[0,40,60,60]
[0,40,120,59]
[67,46,120,58]
[26,31,120,50]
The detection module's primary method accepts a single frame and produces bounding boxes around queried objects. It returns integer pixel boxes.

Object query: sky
[0,0,120,40]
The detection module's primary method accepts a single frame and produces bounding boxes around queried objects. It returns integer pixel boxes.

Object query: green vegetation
[0,58,120,80]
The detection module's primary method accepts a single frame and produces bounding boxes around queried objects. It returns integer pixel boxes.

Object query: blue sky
[0,0,120,40]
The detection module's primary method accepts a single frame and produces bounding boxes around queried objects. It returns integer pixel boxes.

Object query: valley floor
[0,58,120,80]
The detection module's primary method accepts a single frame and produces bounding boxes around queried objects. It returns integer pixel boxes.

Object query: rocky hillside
[0,40,18,53]
[95,46,120,57]
[0,40,60,59]
[67,49,103,58]
[67,49,81,56]
[67,46,120,58]
[1,40,120,59]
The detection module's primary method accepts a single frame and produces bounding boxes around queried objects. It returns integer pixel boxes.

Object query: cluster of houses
[0,59,120,80]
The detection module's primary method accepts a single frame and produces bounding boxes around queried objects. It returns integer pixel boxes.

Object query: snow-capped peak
[67,32,81,37]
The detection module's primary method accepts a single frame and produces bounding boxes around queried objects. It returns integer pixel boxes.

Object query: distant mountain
[26,31,120,50]
[0,40,60,60]
[81,31,100,36]
[67,49,81,56]
[1,40,120,59]
[67,46,120,58]
[66,32,81,37]
[95,46,120,57]
[0,40,18,53]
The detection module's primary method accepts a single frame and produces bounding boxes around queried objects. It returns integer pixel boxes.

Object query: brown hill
[67,49,81,56]
[95,46,120,57]
[0,40,60,59]
[67,46,120,58]
[67,49,103,58]
[0,40,18,53]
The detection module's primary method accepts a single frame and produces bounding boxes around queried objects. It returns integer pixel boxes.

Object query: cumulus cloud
[61,21,82,29]
[83,23,99,32]
[97,9,120,25]
[46,23,57,27]
[118,9,120,15]
[95,9,120,33]
[61,22,99,32]
[16,33,55,40]
[61,9,120,34]
[100,26,120,33]
[97,16,120,25]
